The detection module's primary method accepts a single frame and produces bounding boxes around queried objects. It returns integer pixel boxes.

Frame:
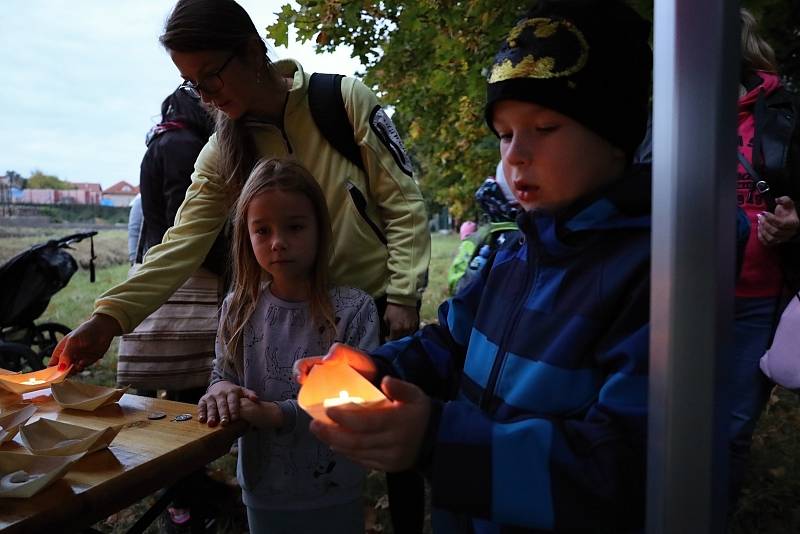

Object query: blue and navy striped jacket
[372,165,652,533]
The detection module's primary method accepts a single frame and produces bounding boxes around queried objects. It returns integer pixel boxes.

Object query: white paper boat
[51,380,129,411]
[0,403,37,444]
[19,419,121,456]
[0,451,81,498]
[0,366,72,395]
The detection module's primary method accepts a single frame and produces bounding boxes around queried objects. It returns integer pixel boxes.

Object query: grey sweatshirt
[211,285,380,511]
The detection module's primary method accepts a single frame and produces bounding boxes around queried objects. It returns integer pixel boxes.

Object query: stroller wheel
[30,323,72,371]
[0,341,40,373]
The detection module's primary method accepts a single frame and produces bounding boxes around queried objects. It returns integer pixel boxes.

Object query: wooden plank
[0,390,245,533]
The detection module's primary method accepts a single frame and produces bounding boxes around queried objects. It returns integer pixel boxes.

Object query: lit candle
[21,378,46,386]
[322,390,365,408]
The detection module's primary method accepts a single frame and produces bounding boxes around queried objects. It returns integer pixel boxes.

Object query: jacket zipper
[346,181,388,245]
[278,90,293,154]
[479,240,537,411]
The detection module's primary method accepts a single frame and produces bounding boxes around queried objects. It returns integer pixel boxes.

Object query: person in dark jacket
[137,86,221,267]
[295,1,654,531]
[729,8,800,503]
[117,87,224,530]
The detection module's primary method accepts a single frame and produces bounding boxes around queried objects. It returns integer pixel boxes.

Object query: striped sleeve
[370,261,487,399]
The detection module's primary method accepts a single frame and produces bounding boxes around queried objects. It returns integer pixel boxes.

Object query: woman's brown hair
[220,158,336,374]
[160,0,283,198]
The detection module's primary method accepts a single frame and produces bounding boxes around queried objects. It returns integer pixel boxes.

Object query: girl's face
[492,100,626,212]
[170,47,261,120]
[246,189,319,300]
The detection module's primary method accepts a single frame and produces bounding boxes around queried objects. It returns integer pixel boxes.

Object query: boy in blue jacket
[297,1,653,531]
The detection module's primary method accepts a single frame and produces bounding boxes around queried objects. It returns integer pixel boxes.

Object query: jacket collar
[517,163,652,257]
[243,59,307,127]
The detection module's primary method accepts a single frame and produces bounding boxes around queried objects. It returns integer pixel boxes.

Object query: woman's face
[170,48,260,120]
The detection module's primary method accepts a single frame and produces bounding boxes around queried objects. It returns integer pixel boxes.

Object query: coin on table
[173,413,192,422]
[147,411,166,420]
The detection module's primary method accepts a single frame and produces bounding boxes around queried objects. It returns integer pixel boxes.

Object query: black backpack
[307,73,388,245]
[307,73,365,172]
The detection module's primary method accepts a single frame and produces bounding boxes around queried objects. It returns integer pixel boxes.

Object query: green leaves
[265,4,298,48]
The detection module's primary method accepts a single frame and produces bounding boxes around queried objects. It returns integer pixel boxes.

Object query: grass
[0,227,129,270]
[5,227,800,532]
[420,231,461,324]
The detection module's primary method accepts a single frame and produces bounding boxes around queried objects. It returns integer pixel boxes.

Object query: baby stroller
[0,231,97,371]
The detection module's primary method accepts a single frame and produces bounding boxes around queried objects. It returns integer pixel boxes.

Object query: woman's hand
[48,314,122,372]
[383,303,420,340]
[309,376,431,472]
[198,381,259,427]
[293,343,378,385]
[758,196,800,246]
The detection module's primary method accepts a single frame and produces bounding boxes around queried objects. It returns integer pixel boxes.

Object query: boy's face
[492,100,626,212]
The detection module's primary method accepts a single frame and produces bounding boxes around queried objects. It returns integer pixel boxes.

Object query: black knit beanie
[485,0,652,161]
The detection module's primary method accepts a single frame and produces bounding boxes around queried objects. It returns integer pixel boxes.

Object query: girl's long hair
[220,158,336,373]
[741,9,778,75]
[159,0,283,199]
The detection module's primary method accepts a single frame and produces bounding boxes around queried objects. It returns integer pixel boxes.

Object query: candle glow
[21,378,46,386]
[322,390,365,408]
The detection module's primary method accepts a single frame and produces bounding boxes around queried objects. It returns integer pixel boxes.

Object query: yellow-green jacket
[97,60,430,333]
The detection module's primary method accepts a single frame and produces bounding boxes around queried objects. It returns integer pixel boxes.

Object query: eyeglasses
[180,51,237,98]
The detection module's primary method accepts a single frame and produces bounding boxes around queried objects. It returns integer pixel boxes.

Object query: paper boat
[0,403,37,444]
[51,380,129,411]
[0,451,81,498]
[19,419,121,456]
[297,351,387,424]
[0,366,72,395]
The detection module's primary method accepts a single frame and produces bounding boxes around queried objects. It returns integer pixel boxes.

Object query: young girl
[197,158,379,534]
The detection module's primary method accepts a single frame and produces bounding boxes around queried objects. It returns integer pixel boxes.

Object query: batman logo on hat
[488,17,589,84]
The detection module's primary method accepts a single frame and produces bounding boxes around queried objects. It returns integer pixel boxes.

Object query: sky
[0,1,363,189]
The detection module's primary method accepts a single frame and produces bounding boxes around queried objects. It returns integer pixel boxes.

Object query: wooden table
[0,389,246,533]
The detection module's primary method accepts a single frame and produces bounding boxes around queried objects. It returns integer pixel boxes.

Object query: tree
[26,170,75,190]
[3,170,25,189]
[270,0,794,217]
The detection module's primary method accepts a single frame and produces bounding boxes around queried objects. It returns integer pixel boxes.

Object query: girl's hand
[293,343,378,385]
[198,381,259,427]
[239,398,282,428]
[758,196,800,246]
[309,376,431,472]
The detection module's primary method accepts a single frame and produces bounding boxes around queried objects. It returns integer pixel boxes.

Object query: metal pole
[647,1,739,533]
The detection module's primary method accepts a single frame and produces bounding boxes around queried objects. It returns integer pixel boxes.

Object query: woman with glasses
[48,1,430,531]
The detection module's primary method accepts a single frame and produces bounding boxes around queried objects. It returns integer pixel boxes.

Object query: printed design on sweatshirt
[736,134,768,208]
[331,287,376,346]
[262,345,299,400]
[266,302,307,327]
[309,443,338,492]
[343,301,377,346]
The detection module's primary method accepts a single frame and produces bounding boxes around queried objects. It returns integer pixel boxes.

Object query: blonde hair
[220,158,336,374]
[741,8,777,75]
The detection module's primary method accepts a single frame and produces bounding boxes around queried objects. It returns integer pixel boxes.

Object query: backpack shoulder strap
[308,73,365,172]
